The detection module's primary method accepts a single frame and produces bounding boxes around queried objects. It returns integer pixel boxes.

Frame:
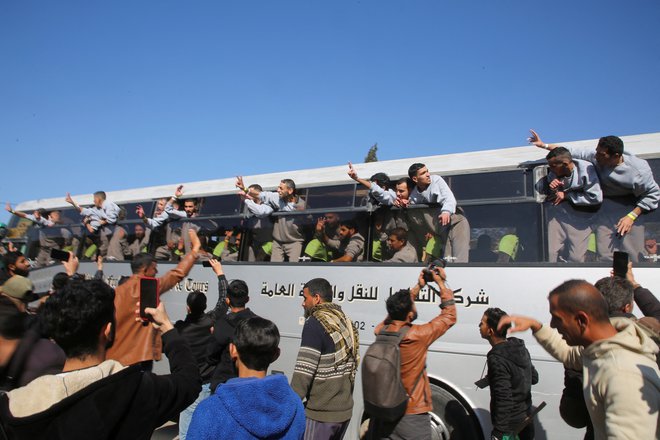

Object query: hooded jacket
[0,330,201,440]
[534,317,660,440]
[187,375,305,440]
[486,337,539,436]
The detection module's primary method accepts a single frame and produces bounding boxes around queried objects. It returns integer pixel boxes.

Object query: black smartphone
[202,260,213,267]
[50,248,70,262]
[139,277,159,321]
[613,251,629,278]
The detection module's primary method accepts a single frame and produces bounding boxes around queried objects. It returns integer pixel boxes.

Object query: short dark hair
[304,278,333,303]
[408,163,426,179]
[233,317,280,372]
[281,179,296,195]
[389,227,408,243]
[395,177,414,192]
[131,253,156,274]
[93,191,107,200]
[484,307,509,338]
[546,146,573,161]
[0,296,26,339]
[386,289,413,321]
[597,136,624,156]
[41,279,115,358]
[187,291,207,316]
[340,220,358,231]
[594,276,634,315]
[248,184,263,192]
[549,279,610,323]
[3,251,23,268]
[228,279,249,307]
[52,272,70,291]
[369,173,391,190]
[183,198,198,206]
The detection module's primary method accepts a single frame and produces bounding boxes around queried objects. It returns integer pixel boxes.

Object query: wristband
[439,299,455,309]
[627,212,638,221]
[543,143,548,150]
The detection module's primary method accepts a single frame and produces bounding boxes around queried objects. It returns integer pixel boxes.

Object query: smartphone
[613,251,629,278]
[50,248,70,262]
[202,260,213,267]
[139,277,159,321]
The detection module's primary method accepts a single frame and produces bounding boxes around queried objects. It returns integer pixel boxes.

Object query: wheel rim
[429,411,451,440]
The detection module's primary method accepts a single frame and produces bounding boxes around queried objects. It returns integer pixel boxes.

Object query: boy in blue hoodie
[187,317,305,440]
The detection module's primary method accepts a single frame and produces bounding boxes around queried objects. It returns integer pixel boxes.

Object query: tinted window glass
[305,185,356,210]
[464,203,542,262]
[354,187,370,207]
[119,202,153,221]
[450,171,527,200]
[199,195,242,216]
[25,224,84,265]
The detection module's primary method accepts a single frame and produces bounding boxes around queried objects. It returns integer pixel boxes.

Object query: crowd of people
[0,229,658,439]
[3,132,659,267]
[0,132,659,440]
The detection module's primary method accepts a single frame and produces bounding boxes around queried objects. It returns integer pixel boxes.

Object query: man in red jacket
[368,268,457,439]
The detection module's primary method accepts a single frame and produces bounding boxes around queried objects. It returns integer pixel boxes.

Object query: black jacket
[0,330,201,440]
[486,337,539,436]
[208,308,257,392]
[174,275,228,384]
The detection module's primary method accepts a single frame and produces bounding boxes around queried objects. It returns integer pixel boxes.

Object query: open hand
[528,129,545,148]
[616,215,634,236]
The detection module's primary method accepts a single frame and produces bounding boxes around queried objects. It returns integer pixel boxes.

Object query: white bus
[9,133,660,440]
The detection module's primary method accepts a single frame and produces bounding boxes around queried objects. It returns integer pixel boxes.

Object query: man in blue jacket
[188,317,305,440]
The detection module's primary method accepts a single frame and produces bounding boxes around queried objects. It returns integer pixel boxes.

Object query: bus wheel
[429,383,482,440]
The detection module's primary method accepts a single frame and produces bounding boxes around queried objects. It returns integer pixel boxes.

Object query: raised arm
[499,315,584,370]
[158,229,201,293]
[207,259,229,321]
[347,162,374,189]
[65,193,82,213]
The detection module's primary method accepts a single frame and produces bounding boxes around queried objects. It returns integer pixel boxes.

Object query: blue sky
[1,1,659,223]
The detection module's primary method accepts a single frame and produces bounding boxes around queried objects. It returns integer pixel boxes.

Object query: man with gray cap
[0,277,65,391]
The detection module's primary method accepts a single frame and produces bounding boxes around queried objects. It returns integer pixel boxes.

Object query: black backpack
[361,325,424,421]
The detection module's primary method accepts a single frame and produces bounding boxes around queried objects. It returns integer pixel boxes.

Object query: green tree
[364,143,378,163]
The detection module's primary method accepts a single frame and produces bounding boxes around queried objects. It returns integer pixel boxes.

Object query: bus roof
[15,132,660,211]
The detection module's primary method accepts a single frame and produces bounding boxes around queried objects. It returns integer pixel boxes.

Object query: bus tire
[429,382,483,440]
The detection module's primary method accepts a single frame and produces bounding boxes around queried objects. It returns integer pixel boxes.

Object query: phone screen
[139,277,159,321]
[50,248,70,262]
[612,251,629,278]
[202,260,212,267]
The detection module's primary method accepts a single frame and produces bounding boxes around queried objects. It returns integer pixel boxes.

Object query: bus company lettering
[386,287,490,307]
[261,282,381,303]
[173,278,209,293]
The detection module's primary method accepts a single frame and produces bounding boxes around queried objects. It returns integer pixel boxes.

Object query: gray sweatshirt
[245,191,297,218]
[409,175,457,214]
[369,183,396,206]
[546,159,603,207]
[80,201,120,230]
[384,241,419,263]
[567,147,660,211]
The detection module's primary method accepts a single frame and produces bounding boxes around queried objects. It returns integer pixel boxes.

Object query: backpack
[361,325,424,422]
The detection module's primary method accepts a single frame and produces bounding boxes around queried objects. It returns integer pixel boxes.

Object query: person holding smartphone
[0,278,201,440]
[106,229,202,370]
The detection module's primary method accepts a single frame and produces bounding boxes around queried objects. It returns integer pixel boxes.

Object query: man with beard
[292,278,360,440]
[0,252,30,285]
[367,268,456,440]
[0,278,200,440]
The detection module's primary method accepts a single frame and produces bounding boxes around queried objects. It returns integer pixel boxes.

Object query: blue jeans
[179,382,211,440]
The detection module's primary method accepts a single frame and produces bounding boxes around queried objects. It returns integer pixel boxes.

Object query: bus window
[304,184,356,210]
[449,170,528,201]
[198,195,243,217]
[165,217,244,261]
[25,224,84,267]
[291,210,370,263]
[118,202,154,221]
[463,202,542,263]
